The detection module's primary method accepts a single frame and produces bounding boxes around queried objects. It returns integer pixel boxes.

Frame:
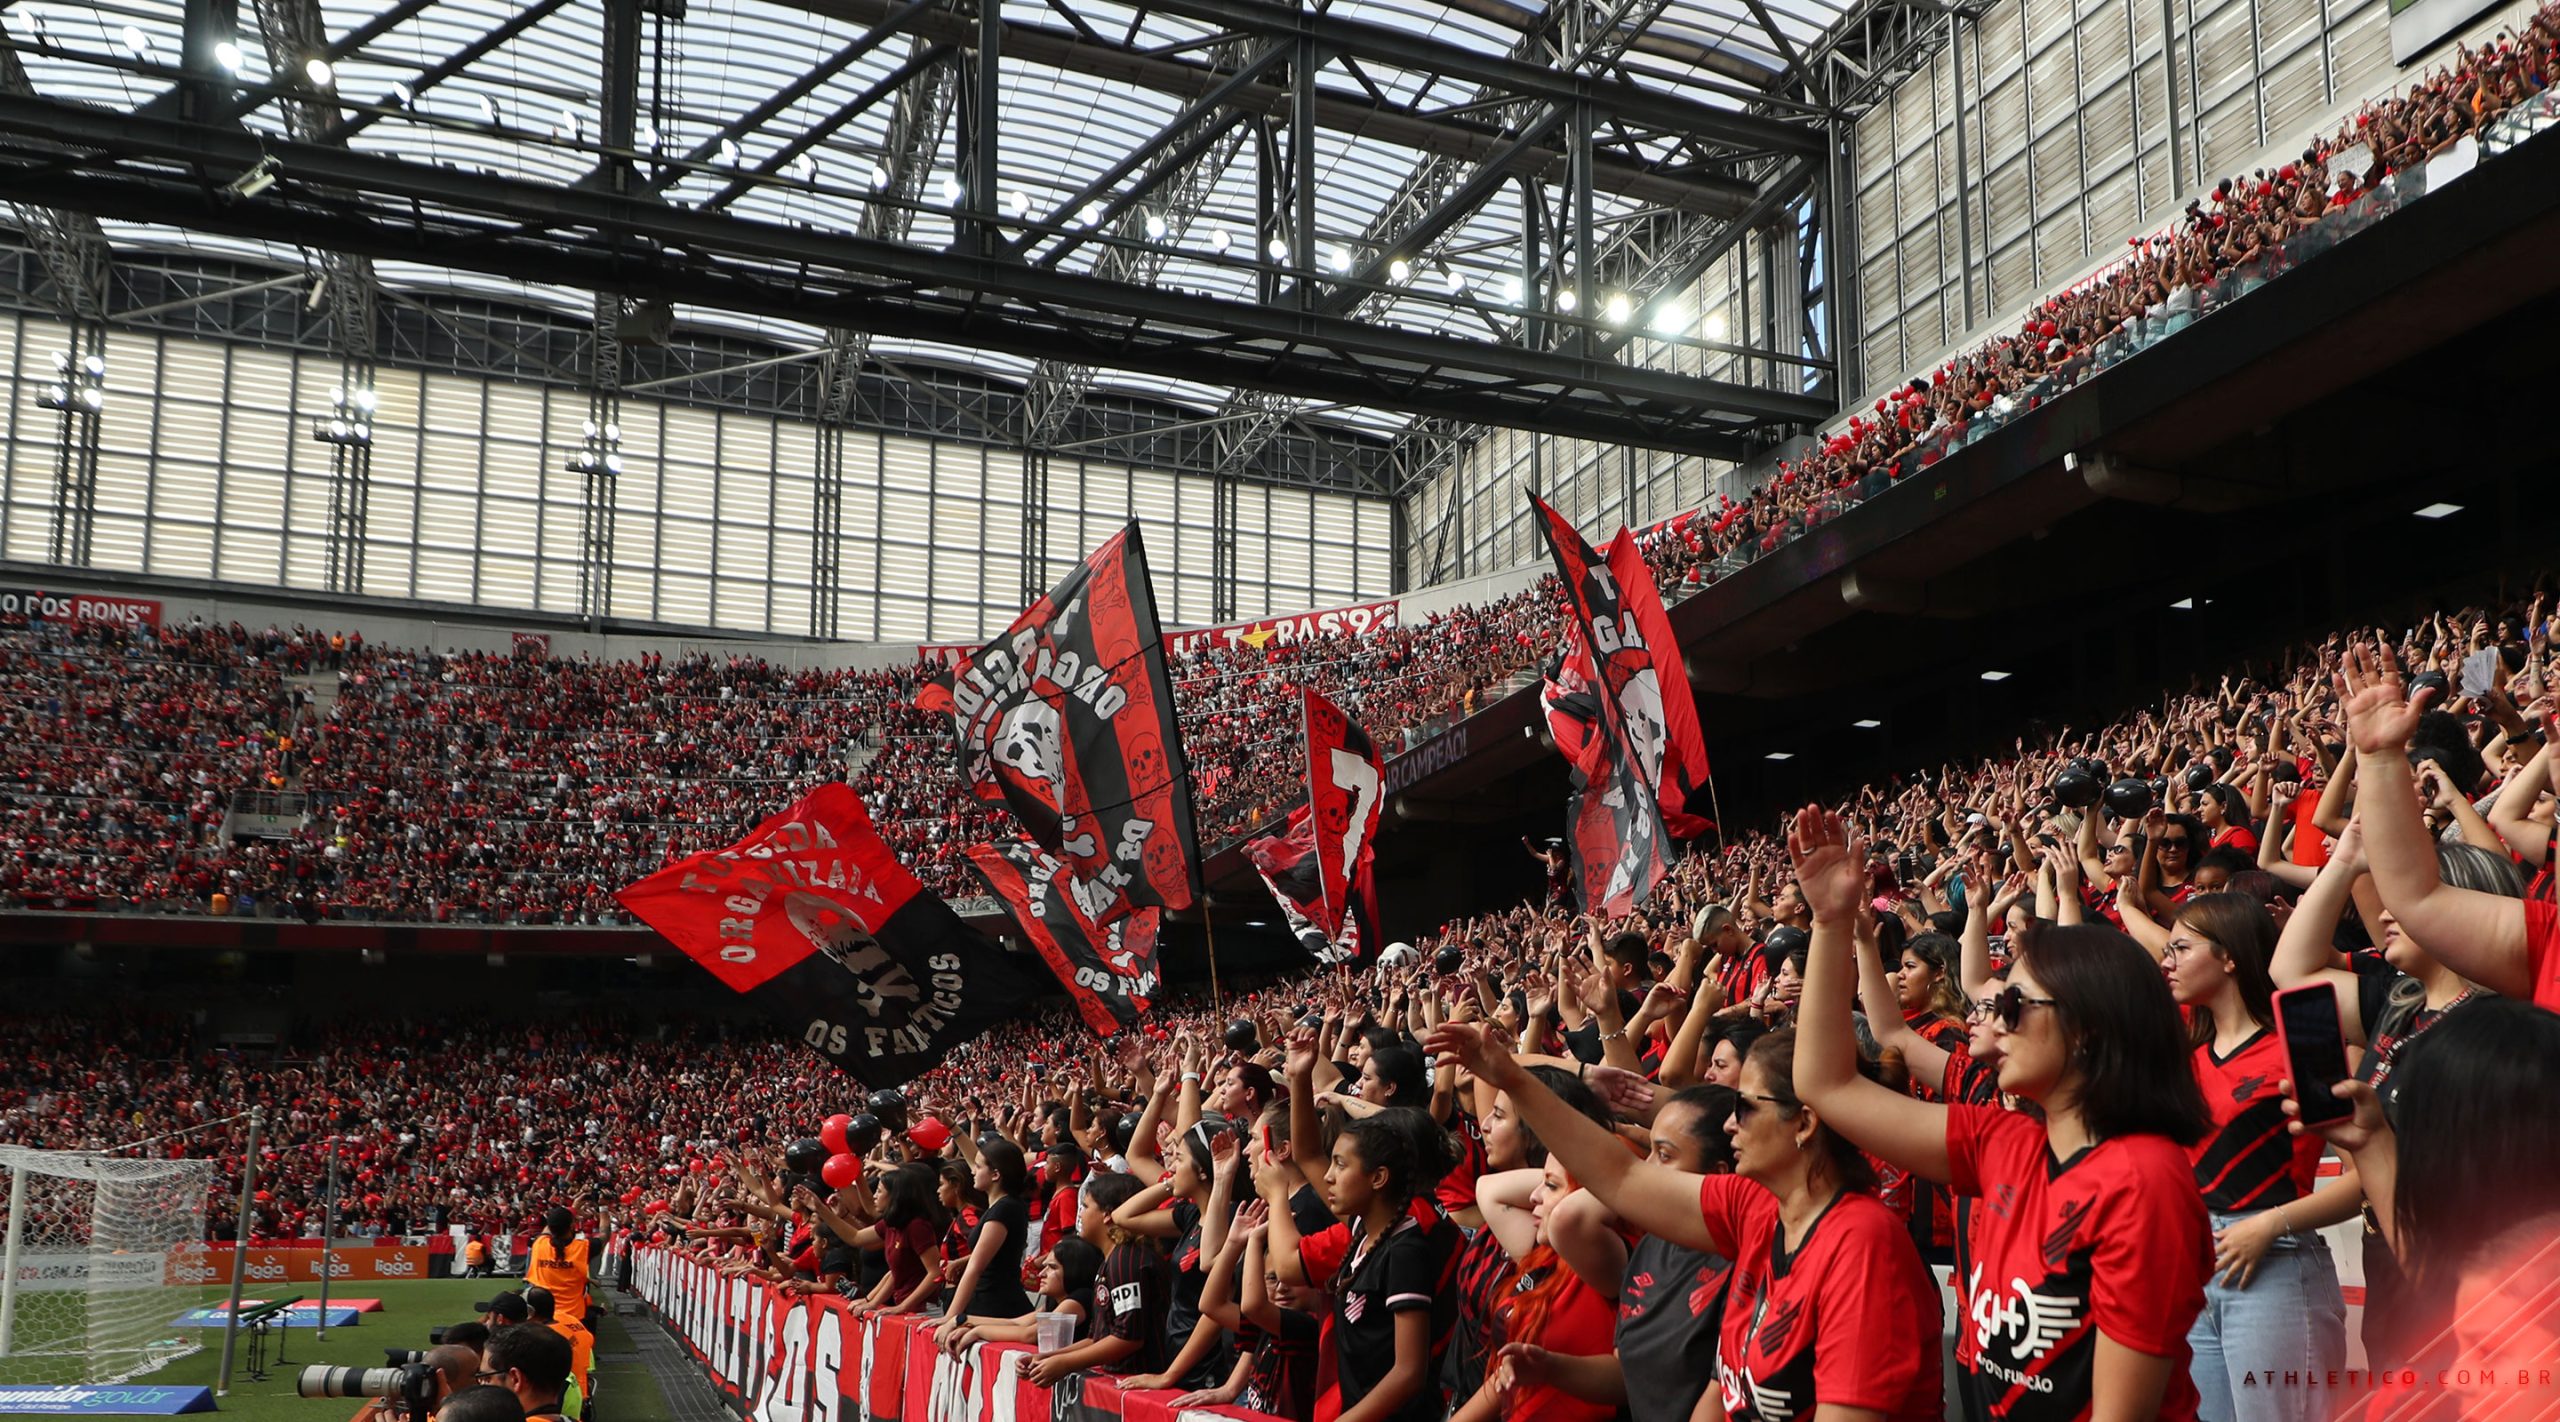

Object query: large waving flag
[965,838,1162,1037]
[940,523,1200,927]
[616,784,1033,1088]
[1301,689,1384,944]
[1529,495,1671,916]
[1604,528,1713,839]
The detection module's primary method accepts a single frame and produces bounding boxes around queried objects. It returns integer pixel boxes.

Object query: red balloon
[688,1157,706,1174]
[819,1113,853,1154]
[820,1152,862,1190]
[644,1200,670,1214]
[906,1117,952,1155]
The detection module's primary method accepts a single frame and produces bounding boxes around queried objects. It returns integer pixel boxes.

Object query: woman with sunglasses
[2137,809,2211,921]
[1789,805,2213,1422]
[2159,893,2347,1422]
[1422,1018,1942,1422]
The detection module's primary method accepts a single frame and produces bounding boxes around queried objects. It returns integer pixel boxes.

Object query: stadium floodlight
[1266,235,1288,262]
[1325,247,1351,274]
[1007,190,1031,219]
[568,421,623,479]
[214,39,242,70]
[303,56,333,87]
[869,162,890,191]
[35,350,104,414]
[1765,750,1794,761]
[1649,303,1691,337]
[1701,312,1729,341]
[310,384,376,447]
[392,81,414,108]
[1852,718,1882,729]
[1442,268,1466,295]
[1499,274,1523,306]
[1388,257,1412,284]
[1604,292,1634,325]
[1556,288,1578,313]
[1144,213,1168,240]
[122,24,150,57]
[1207,228,1230,254]
[2413,502,2462,519]
[1980,669,2013,682]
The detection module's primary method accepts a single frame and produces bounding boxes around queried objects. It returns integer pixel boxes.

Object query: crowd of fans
[6,12,2549,928]
[11,581,2560,1422]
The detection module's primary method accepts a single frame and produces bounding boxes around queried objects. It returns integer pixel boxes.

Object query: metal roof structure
[0,0,1962,609]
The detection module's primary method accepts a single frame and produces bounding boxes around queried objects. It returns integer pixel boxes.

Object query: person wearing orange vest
[524,1286,594,1399]
[463,1232,493,1278]
[524,1208,591,1328]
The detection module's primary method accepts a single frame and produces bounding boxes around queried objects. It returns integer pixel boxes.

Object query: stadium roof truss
[0,0,1964,507]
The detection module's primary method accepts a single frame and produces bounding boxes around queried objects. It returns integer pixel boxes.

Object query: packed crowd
[12,578,2560,1422]
[6,13,2547,927]
[0,600,1539,919]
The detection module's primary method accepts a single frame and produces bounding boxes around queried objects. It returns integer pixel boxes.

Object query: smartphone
[2272,983,2354,1127]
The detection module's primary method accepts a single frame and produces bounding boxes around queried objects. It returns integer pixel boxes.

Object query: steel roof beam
[796,0,1761,218]
[0,96,1828,450]
[320,0,580,144]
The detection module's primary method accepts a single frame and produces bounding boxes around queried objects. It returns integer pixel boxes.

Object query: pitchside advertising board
[0,589,163,630]
[634,1246,1277,1422]
[158,1245,431,1286]
[0,1386,216,1415]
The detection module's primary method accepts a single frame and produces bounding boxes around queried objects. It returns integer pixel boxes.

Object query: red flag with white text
[615,784,1032,1088]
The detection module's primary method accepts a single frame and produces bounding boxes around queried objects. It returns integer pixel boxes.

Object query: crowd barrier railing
[630,1245,1284,1422]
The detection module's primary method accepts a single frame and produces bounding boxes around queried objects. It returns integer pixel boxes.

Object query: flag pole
[1201,904,1226,1017]
[1706,767,1729,856]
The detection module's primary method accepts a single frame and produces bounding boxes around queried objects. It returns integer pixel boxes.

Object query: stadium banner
[1161,597,1400,657]
[631,1245,1277,1422]
[0,588,163,630]
[939,522,1200,927]
[1603,528,1713,840]
[923,598,1402,666]
[160,1245,429,1285]
[616,783,1036,1089]
[966,838,1161,1037]
[1528,496,1671,917]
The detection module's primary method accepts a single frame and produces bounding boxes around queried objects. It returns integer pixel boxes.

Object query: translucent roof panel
[7,0,1857,432]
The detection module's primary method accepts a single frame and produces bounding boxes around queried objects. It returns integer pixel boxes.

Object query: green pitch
[9,1279,674,1422]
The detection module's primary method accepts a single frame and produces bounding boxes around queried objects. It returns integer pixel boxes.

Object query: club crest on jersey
[1344,1291,1367,1323]
[1970,1266,2081,1361]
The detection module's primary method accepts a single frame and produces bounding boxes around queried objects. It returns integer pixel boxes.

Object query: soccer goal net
[0,1146,214,1385]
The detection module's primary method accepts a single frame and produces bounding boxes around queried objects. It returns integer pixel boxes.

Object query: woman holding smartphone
[1788,805,2213,1422]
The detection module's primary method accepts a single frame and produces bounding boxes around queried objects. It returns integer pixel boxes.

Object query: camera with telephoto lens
[298,1362,437,1422]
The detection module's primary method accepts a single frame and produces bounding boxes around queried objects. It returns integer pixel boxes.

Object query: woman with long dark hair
[1424,1017,1942,1422]
[1788,805,2212,1422]
[2160,892,2347,1422]
[841,1161,948,1318]
[934,1136,1035,1341]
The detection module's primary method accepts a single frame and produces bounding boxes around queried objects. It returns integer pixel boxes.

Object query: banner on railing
[920,599,1402,669]
[631,1245,1276,1422]
[163,1245,431,1286]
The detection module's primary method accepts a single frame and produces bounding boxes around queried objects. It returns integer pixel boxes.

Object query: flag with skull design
[940,522,1202,926]
[615,782,1033,1087]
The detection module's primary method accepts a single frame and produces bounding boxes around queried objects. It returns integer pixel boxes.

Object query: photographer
[479,1324,576,1422]
[346,1345,477,1422]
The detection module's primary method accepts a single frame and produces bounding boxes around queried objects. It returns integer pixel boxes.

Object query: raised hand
[1785,804,1868,921]
[2335,642,2433,756]
[1423,1019,1525,1092]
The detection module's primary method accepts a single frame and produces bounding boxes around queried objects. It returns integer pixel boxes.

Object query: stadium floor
[119,1279,685,1422]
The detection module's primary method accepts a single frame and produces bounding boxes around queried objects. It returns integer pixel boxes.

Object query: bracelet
[1576,1060,1589,1082]
[1179,1072,1201,1085]
[1600,1028,1627,1043]
[2275,1205,2298,1236]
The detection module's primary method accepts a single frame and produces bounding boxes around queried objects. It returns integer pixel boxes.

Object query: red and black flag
[1605,528,1714,840]
[1301,689,1384,943]
[939,523,1199,926]
[1529,494,1671,917]
[615,783,1033,1089]
[966,837,1162,1036]
[1539,628,1607,782]
[1245,804,1376,964]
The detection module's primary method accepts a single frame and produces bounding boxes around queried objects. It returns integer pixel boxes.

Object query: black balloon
[2052,767,2101,809]
[2183,763,2213,792]
[1223,1019,1260,1055]
[1765,924,1809,960]
[844,1113,883,1154]
[1434,945,1466,976]
[2105,778,2154,821]
[865,1088,907,1125]
[783,1137,828,1176]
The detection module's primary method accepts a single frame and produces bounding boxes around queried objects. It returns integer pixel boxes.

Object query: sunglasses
[1990,983,2059,1031]
[2158,837,2192,850]
[1731,1091,1797,1123]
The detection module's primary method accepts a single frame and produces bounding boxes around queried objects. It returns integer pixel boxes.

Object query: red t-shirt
[1694,1175,1941,1422]
[2514,900,2560,1010]
[2187,1030,2322,1211]
[1497,1263,1618,1422]
[1946,1104,2209,1422]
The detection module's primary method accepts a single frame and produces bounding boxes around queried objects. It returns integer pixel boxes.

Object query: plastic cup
[1036,1311,1074,1355]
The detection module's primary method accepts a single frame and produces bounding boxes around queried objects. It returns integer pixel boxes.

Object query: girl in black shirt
[935,1137,1036,1341]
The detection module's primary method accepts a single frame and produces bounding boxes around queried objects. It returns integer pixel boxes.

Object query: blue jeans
[2188,1210,2347,1422]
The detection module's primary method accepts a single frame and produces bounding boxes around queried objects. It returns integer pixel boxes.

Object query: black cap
[475,1293,529,1322]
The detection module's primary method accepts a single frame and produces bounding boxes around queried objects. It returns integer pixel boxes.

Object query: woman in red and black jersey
[1789,806,2214,1422]
[1425,1017,1943,1422]
[2160,893,2349,1422]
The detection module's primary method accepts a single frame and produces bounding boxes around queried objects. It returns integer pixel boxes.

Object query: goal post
[0,1145,214,1386]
